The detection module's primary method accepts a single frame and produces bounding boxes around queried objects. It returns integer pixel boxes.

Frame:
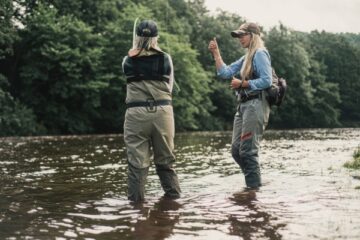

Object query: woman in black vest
[122,20,181,202]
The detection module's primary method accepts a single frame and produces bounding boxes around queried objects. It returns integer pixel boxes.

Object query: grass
[344,146,360,169]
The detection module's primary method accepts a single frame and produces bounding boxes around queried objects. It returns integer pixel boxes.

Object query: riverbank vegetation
[344,146,360,170]
[1,0,360,136]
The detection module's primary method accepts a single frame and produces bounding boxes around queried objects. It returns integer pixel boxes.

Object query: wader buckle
[146,99,157,112]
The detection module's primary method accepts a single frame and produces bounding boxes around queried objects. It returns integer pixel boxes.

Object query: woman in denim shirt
[208,22,272,189]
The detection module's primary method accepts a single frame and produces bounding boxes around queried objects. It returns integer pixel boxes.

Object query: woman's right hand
[208,37,219,55]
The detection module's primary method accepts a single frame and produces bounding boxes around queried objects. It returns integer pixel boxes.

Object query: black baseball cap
[136,20,158,37]
[231,22,260,37]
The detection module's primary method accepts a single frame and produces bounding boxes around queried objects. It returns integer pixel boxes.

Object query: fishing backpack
[250,51,287,107]
[266,69,287,107]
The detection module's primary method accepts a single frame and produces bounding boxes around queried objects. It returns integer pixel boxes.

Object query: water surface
[0,129,360,239]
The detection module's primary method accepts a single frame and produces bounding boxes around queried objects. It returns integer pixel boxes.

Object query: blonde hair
[132,36,161,51]
[241,33,265,80]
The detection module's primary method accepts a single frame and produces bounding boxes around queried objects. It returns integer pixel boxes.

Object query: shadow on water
[0,129,360,239]
[130,198,182,240]
[228,190,283,240]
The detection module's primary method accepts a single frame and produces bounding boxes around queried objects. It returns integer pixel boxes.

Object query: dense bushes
[1,0,359,136]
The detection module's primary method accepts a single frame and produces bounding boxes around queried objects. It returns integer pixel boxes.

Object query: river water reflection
[0,129,360,239]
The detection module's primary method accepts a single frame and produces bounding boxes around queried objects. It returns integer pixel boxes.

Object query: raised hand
[208,37,220,55]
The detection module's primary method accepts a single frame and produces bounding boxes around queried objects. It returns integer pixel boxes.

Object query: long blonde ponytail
[241,33,265,80]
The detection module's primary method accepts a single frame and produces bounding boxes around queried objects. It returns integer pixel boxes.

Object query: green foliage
[354,147,360,160]
[266,26,312,127]
[0,0,40,136]
[344,146,360,169]
[46,0,125,32]
[0,0,18,58]
[265,25,341,128]
[306,31,360,123]
[209,81,237,130]
[0,75,42,136]
[15,3,109,134]
[161,33,214,130]
[183,9,244,129]
[1,0,360,136]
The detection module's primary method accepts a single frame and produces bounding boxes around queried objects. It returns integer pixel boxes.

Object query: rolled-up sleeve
[248,50,272,90]
[217,57,244,80]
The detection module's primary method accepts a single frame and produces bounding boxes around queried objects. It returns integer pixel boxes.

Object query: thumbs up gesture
[208,37,219,55]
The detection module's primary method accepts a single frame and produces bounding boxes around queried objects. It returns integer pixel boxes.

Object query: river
[0,128,360,239]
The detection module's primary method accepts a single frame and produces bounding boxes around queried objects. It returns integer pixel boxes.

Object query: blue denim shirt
[217,49,272,93]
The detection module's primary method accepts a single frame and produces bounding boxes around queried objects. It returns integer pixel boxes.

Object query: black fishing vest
[123,53,171,83]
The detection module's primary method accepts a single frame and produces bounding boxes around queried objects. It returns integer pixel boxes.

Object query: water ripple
[0,129,359,239]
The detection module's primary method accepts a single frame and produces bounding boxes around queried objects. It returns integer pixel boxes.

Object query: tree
[1,0,359,136]
[13,4,109,134]
[0,0,41,136]
[265,25,341,128]
[307,31,360,125]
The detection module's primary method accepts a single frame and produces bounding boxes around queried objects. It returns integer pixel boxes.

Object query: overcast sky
[204,0,360,33]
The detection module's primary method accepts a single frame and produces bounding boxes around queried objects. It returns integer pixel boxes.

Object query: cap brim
[231,30,246,38]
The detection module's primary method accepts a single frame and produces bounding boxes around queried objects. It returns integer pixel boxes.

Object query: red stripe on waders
[241,132,252,141]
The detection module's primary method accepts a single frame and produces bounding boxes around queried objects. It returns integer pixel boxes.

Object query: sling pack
[250,51,287,107]
[266,69,287,107]
[123,53,171,83]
